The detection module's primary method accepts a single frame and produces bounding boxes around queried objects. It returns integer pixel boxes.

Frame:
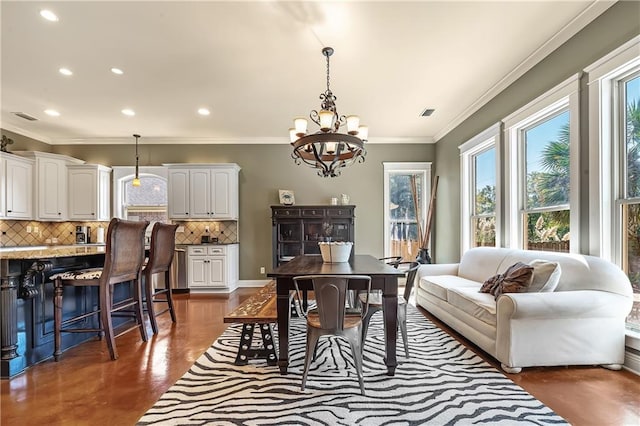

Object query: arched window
[112,166,169,224]
[123,174,168,222]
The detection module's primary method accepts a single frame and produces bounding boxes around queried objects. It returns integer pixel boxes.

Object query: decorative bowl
[318,241,353,263]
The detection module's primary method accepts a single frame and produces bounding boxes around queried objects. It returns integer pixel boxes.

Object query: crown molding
[1,123,52,144]
[433,0,616,142]
[42,136,433,145]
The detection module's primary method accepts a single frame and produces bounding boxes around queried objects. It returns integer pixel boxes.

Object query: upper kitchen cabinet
[166,164,240,220]
[68,164,112,221]
[0,152,34,219]
[14,151,84,221]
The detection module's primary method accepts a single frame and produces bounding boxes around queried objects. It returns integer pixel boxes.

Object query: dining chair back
[143,222,179,334]
[293,274,371,396]
[360,261,420,358]
[51,218,149,361]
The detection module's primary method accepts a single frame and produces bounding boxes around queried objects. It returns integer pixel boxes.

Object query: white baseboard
[238,279,271,288]
[623,350,640,376]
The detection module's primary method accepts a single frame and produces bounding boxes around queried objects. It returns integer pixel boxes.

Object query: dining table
[267,254,405,376]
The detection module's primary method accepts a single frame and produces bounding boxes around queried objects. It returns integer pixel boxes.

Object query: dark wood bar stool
[143,222,179,335]
[50,218,149,361]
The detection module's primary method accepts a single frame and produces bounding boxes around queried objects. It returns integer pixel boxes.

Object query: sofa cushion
[418,275,480,301]
[480,262,534,300]
[447,287,497,326]
[528,259,562,292]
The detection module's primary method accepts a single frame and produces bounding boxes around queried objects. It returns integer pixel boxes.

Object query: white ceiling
[0,1,614,145]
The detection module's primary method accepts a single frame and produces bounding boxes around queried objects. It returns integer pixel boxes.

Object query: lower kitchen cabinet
[187,244,238,291]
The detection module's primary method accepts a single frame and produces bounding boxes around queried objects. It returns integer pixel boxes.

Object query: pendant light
[132,133,141,187]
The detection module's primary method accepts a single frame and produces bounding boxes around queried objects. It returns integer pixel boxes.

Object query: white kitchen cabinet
[166,164,239,220]
[0,152,34,219]
[68,164,112,220]
[14,151,84,221]
[167,168,190,219]
[187,244,239,291]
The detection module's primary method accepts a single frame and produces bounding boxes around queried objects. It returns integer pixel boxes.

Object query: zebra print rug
[138,305,567,425]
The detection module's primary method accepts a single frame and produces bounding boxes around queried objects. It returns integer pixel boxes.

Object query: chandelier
[132,133,141,187]
[289,47,367,178]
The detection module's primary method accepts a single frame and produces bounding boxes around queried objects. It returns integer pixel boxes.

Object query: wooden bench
[224,281,279,366]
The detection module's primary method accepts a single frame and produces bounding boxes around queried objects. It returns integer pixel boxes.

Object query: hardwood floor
[2,288,639,425]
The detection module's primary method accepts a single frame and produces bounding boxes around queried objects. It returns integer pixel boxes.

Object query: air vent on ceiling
[420,108,435,117]
[12,112,38,121]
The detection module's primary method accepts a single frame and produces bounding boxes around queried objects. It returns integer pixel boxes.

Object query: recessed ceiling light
[59,68,73,76]
[198,108,211,116]
[40,10,59,22]
[44,109,60,117]
[111,68,124,75]
[420,108,435,117]
[121,109,135,116]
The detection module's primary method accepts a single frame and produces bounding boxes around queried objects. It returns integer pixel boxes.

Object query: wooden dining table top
[267,254,405,277]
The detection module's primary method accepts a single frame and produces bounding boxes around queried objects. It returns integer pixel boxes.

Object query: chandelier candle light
[289,47,367,178]
[132,133,141,187]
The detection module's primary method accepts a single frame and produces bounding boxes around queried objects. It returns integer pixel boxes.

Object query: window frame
[111,166,169,219]
[586,35,640,345]
[382,162,432,259]
[503,74,580,252]
[459,123,501,254]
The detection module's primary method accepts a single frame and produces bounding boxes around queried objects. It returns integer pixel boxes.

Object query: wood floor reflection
[2,289,639,425]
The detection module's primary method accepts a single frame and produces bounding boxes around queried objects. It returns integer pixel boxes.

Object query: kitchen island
[0,245,120,378]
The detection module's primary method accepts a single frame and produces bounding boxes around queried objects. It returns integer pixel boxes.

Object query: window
[504,75,580,253]
[124,175,168,223]
[523,110,571,252]
[586,35,640,335]
[460,123,500,253]
[383,162,431,262]
[112,166,169,228]
[621,74,640,331]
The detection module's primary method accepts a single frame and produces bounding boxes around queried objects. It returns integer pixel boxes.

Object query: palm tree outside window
[523,111,571,252]
[621,74,640,331]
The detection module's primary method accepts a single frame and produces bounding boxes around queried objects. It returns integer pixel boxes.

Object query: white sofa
[415,247,633,373]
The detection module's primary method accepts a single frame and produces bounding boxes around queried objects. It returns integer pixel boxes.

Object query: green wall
[433,1,640,263]
[6,140,433,279]
[1,129,52,152]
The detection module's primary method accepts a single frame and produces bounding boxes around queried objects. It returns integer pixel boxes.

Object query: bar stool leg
[145,271,159,335]
[165,270,177,323]
[100,284,118,360]
[134,276,149,342]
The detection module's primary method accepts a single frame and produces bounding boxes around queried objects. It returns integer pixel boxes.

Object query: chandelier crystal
[289,47,367,178]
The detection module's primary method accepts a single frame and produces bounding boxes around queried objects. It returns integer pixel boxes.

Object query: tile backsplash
[0,220,238,247]
[173,221,237,245]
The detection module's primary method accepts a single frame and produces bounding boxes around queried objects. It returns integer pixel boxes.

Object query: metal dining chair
[51,218,149,361]
[293,275,371,396]
[360,261,420,357]
[142,222,179,334]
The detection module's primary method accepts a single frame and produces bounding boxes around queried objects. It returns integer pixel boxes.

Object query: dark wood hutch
[271,205,355,268]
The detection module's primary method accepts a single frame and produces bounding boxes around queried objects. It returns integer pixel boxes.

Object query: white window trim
[503,74,580,251]
[459,122,501,255]
[111,166,168,219]
[586,35,640,261]
[586,34,640,354]
[382,162,432,258]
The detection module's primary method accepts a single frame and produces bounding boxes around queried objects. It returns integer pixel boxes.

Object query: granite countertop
[176,242,238,248]
[0,244,108,260]
[1,242,239,260]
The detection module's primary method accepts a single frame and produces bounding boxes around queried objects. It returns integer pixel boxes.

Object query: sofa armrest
[417,263,460,280]
[497,290,633,320]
